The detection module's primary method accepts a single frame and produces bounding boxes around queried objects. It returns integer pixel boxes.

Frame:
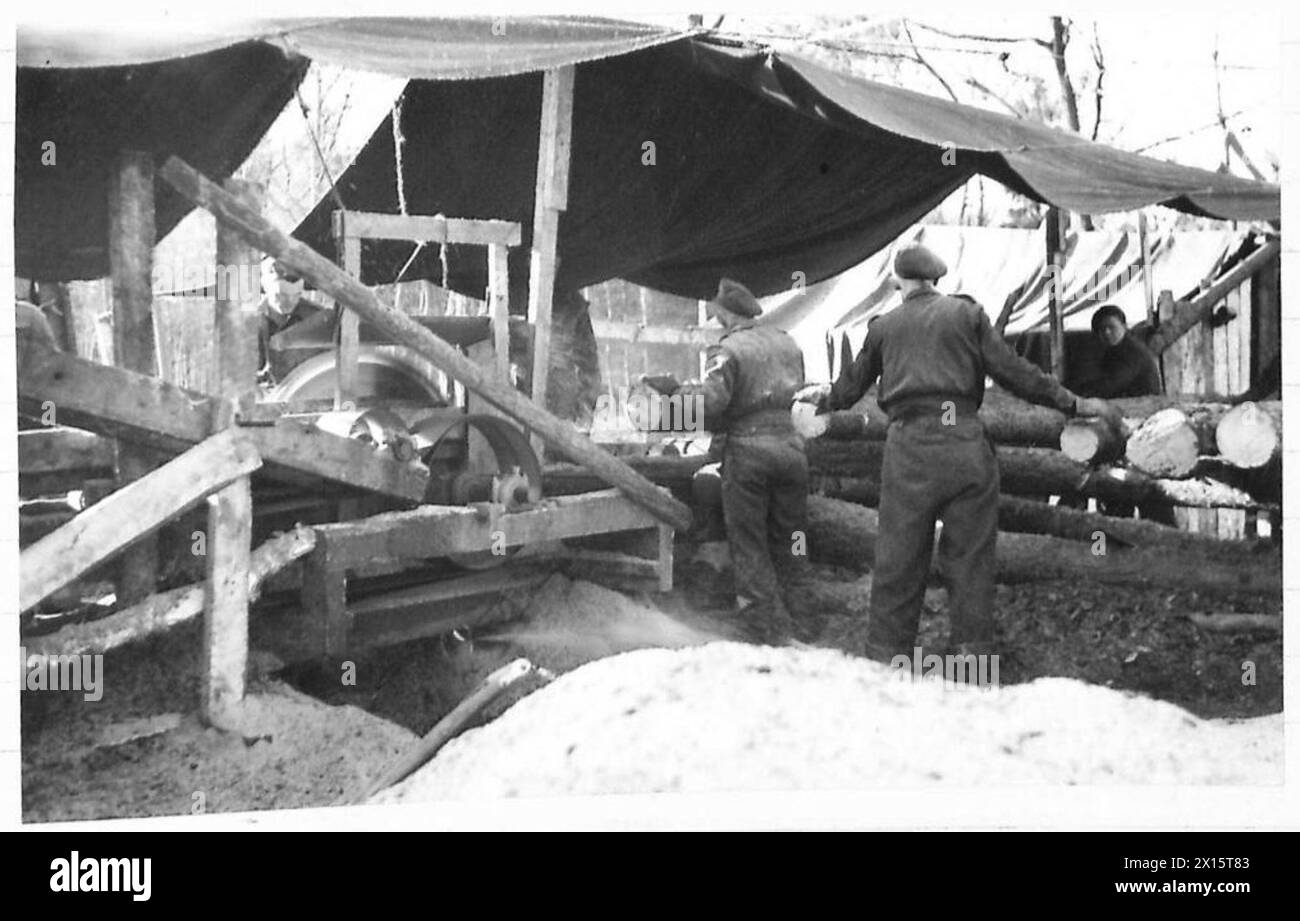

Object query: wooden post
[109,150,160,606]
[1138,212,1156,326]
[488,243,511,383]
[1044,207,1066,380]
[528,66,576,454]
[203,178,263,729]
[657,523,674,592]
[332,211,361,409]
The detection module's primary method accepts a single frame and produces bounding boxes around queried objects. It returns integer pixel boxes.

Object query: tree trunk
[805,495,1278,596]
[1059,417,1125,464]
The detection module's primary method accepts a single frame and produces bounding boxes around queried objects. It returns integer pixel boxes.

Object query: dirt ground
[21,537,1282,822]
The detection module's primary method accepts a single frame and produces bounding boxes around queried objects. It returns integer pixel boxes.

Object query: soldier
[257,258,326,386]
[802,245,1120,663]
[650,278,810,644]
[1073,304,1163,399]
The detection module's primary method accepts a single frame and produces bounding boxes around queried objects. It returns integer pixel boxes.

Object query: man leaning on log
[799,244,1122,665]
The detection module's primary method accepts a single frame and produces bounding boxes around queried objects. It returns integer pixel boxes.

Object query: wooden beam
[657,523,674,592]
[18,427,115,474]
[159,155,693,532]
[338,211,522,247]
[1044,206,1066,380]
[1137,212,1156,326]
[488,243,511,383]
[23,527,316,658]
[528,65,576,449]
[202,477,253,728]
[315,489,661,570]
[333,210,362,408]
[1146,238,1281,356]
[214,179,263,412]
[17,340,429,501]
[109,149,161,606]
[20,428,263,612]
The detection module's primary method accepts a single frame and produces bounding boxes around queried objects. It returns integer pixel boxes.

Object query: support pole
[1045,206,1067,380]
[332,210,361,408]
[203,178,263,729]
[109,150,160,606]
[1138,212,1156,326]
[488,243,511,383]
[528,66,576,455]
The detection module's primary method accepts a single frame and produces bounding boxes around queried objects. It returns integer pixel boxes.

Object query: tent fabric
[19,17,689,79]
[761,224,1254,381]
[16,41,310,280]
[16,19,1280,286]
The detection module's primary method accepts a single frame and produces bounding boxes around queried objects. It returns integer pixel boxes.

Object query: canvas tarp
[16,18,1280,287]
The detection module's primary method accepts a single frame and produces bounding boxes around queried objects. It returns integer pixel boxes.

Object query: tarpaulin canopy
[17,18,1280,288]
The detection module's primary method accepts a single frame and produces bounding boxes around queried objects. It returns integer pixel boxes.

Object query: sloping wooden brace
[19,426,116,474]
[1146,239,1281,356]
[20,428,263,612]
[16,339,428,501]
[23,527,317,658]
[159,156,693,532]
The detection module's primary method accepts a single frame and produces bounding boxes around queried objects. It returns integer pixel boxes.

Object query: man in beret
[801,244,1121,665]
[650,278,810,644]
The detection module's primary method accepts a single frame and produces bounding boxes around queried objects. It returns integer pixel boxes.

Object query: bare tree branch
[1089,23,1105,141]
[965,77,1025,117]
[910,20,1049,48]
[900,19,960,102]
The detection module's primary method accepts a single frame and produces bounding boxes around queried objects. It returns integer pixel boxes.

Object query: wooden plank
[18,427,115,474]
[24,526,316,658]
[159,155,694,532]
[335,213,362,409]
[340,212,522,247]
[488,243,511,383]
[348,564,553,618]
[215,179,263,410]
[110,149,161,606]
[300,541,350,660]
[528,65,577,450]
[316,489,661,570]
[202,477,253,728]
[20,429,263,612]
[657,523,674,592]
[17,341,428,501]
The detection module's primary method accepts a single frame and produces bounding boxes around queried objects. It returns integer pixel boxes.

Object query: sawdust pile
[375,643,1282,802]
[488,575,727,673]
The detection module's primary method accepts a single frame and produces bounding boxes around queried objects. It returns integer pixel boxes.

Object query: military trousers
[867,414,999,659]
[720,433,810,624]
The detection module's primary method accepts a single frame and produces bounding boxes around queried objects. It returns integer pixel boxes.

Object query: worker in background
[800,244,1121,664]
[1072,304,1163,398]
[258,258,326,386]
[647,278,810,645]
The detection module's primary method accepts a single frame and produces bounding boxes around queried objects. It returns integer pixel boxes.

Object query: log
[1125,408,1203,477]
[22,526,317,658]
[1059,417,1126,465]
[159,156,692,533]
[1216,401,1282,469]
[806,440,1273,510]
[804,496,1278,596]
[20,429,263,612]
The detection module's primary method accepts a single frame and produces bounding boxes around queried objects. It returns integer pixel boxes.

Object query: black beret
[713,277,763,318]
[894,244,947,281]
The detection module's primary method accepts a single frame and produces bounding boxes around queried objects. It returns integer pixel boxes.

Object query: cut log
[1215,401,1282,469]
[22,526,316,658]
[1125,408,1202,477]
[1059,417,1126,465]
[160,156,692,533]
[804,496,1278,597]
[1184,612,1281,635]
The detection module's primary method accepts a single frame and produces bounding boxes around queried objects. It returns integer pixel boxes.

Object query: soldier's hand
[794,382,832,407]
[1075,396,1122,427]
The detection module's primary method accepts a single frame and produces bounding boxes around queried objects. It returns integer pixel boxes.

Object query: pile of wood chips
[375,642,1282,802]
